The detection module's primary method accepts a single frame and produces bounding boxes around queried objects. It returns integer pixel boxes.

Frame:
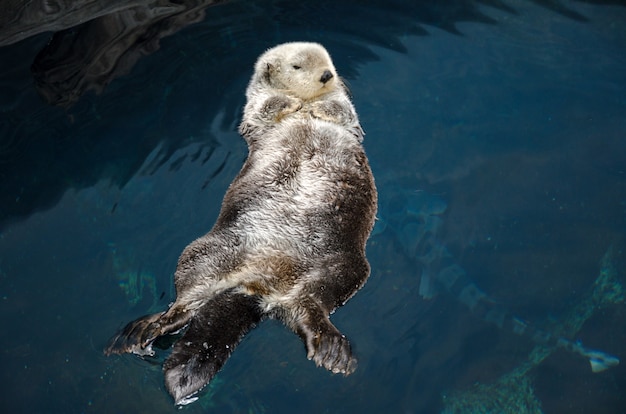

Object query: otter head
[255,42,339,100]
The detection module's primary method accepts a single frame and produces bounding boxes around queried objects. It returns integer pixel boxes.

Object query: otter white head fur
[253,42,338,100]
[105,42,377,406]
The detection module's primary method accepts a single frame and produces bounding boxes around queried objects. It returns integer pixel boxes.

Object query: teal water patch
[440,247,625,413]
[1,0,625,411]
[109,244,160,310]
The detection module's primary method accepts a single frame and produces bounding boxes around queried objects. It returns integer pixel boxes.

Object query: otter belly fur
[105,42,377,405]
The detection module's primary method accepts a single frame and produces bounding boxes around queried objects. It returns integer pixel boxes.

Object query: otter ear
[262,60,280,86]
[262,62,274,85]
[266,60,280,74]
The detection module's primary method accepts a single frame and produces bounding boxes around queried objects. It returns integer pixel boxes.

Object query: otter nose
[320,70,333,84]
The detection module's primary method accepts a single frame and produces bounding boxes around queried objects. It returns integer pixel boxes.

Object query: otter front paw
[260,95,302,122]
[309,100,353,125]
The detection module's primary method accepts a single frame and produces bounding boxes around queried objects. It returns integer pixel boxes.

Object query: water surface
[1,1,625,413]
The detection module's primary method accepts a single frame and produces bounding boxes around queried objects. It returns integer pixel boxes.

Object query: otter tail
[163,290,263,405]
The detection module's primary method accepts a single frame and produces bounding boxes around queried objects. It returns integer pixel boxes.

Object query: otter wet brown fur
[105,42,377,405]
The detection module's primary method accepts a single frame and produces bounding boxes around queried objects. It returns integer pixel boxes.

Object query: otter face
[258,42,338,100]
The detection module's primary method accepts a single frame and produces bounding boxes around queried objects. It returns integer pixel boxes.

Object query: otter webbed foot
[104,312,162,356]
[313,327,357,375]
[164,291,263,405]
[105,304,193,356]
[299,317,357,376]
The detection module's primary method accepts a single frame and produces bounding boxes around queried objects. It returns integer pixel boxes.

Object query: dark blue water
[1,1,625,412]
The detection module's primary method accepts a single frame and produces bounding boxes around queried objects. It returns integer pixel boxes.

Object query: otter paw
[106,317,178,357]
[309,331,357,375]
[309,100,350,125]
[261,95,302,122]
[280,97,303,118]
[104,314,161,357]
[140,322,162,347]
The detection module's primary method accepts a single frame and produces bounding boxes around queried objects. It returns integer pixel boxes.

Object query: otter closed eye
[105,42,377,406]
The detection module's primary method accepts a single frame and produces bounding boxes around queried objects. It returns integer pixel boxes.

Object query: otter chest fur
[105,41,377,406]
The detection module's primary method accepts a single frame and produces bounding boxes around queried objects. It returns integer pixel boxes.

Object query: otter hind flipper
[105,305,193,356]
[104,312,162,356]
[311,322,357,375]
[287,296,358,376]
[164,291,263,405]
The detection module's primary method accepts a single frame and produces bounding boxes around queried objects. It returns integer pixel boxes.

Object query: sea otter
[105,42,377,405]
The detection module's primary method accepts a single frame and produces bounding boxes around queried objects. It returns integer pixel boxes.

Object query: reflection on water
[0,0,604,108]
[1,0,625,413]
[30,1,222,107]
